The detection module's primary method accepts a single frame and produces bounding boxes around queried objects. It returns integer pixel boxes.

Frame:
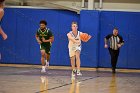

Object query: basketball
[80,33,91,42]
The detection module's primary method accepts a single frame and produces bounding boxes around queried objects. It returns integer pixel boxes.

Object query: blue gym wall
[0,8,80,66]
[0,8,140,69]
[80,10,99,67]
[99,11,140,69]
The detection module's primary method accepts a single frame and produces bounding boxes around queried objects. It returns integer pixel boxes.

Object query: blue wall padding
[0,8,17,63]
[99,11,140,69]
[0,8,140,69]
[0,8,79,66]
[80,10,99,67]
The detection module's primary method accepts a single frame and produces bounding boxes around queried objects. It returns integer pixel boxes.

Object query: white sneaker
[41,69,46,73]
[77,71,82,76]
[71,76,75,80]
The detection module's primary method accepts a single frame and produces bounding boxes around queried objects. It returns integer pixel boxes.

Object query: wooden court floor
[0,64,140,93]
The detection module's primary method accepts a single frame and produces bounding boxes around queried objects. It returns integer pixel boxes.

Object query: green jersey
[36,28,53,44]
[36,28,53,54]
[36,28,53,41]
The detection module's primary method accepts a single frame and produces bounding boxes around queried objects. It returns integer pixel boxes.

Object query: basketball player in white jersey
[67,22,91,77]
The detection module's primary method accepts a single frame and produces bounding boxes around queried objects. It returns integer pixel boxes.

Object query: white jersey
[68,31,81,57]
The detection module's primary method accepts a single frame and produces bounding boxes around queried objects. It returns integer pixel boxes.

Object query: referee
[104,28,124,73]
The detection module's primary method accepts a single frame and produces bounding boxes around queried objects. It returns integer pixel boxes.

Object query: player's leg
[45,47,51,67]
[40,49,46,72]
[45,53,50,67]
[111,54,116,73]
[113,50,120,73]
[70,56,76,70]
[69,48,77,77]
[109,48,116,73]
[75,50,82,76]
[70,56,76,77]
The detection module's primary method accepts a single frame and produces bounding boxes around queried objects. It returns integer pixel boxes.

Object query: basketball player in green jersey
[36,20,54,73]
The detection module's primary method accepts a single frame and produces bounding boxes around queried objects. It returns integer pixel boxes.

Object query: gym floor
[0,64,140,93]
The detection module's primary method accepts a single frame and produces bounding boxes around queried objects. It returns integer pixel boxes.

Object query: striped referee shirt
[105,34,124,50]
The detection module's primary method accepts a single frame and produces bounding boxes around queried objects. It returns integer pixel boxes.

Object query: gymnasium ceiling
[5,0,140,6]
[5,0,140,13]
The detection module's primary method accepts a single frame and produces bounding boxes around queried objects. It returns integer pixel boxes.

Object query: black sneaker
[112,69,116,73]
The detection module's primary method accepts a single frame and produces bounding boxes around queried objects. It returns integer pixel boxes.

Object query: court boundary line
[0,64,140,73]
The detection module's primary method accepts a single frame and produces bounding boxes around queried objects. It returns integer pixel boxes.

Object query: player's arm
[118,35,124,45]
[67,33,79,43]
[0,9,7,40]
[104,34,111,48]
[0,27,7,39]
[117,35,124,48]
[42,30,54,43]
[80,32,92,42]
[104,38,108,45]
[49,36,54,43]
[35,34,42,44]
[0,9,4,21]
[104,34,112,44]
[85,32,92,39]
[42,36,54,43]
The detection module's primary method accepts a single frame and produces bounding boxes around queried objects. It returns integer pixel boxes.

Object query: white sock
[46,60,49,66]
[45,60,47,63]
[77,69,80,72]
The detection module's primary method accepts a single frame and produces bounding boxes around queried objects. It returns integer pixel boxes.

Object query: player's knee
[76,56,80,60]
[41,54,45,57]
[41,52,45,56]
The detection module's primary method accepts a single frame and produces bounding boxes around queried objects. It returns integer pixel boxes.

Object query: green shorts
[40,43,51,54]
